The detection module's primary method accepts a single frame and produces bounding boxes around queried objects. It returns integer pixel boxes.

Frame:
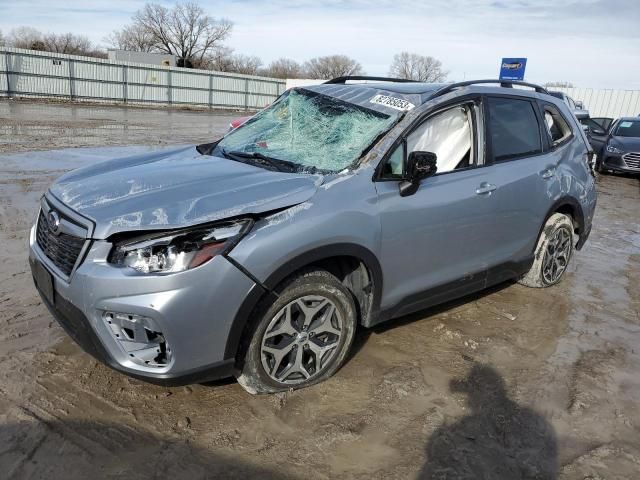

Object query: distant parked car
[228,115,252,132]
[548,91,589,120]
[589,117,640,174]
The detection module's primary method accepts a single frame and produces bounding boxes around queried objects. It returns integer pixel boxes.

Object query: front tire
[519,213,574,288]
[236,269,357,394]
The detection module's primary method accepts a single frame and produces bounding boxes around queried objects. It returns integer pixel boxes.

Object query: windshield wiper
[223,149,298,173]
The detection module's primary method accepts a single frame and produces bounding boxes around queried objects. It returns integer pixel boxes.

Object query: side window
[406,104,474,174]
[580,117,606,133]
[488,97,542,162]
[381,143,404,179]
[543,105,572,146]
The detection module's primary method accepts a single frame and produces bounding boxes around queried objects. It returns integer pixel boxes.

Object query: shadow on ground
[419,364,558,480]
[0,419,292,479]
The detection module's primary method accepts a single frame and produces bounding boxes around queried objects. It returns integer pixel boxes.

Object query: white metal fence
[2,49,638,119]
[0,47,286,110]
[556,87,640,118]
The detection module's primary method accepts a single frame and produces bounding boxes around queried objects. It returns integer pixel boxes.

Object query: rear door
[480,95,555,283]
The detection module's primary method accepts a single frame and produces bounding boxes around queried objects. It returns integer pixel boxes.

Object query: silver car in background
[30,78,597,394]
[548,91,589,120]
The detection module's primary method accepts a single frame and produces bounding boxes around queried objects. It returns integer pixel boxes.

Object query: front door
[375,99,500,317]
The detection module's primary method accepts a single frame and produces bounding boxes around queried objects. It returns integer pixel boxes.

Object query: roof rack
[324,76,417,84]
[428,79,548,100]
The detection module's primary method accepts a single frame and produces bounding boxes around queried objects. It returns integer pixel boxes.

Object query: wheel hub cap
[260,295,343,385]
[542,226,572,284]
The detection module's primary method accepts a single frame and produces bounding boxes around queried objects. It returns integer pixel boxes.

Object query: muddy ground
[0,99,639,479]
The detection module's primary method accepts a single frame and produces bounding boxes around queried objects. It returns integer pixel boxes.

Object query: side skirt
[371,256,534,327]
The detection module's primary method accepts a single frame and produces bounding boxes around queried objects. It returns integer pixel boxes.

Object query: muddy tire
[519,213,574,288]
[595,157,606,174]
[236,269,357,394]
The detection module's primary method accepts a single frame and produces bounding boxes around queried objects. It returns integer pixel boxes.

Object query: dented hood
[49,146,321,239]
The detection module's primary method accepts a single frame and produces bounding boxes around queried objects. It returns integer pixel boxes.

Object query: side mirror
[399,151,438,197]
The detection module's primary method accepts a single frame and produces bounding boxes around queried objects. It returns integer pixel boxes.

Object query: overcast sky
[1,0,639,89]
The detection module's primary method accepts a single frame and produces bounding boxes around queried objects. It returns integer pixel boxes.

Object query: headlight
[109,219,252,274]
[606,145,624,154]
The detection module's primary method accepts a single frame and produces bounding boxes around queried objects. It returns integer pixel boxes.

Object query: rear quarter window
[542,104,573,147]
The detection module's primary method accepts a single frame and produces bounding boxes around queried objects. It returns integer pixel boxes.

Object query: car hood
[49,146,322,239]
[611,136,640,152]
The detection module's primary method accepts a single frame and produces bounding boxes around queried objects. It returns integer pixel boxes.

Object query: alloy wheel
[542,226,572,284]
[260,295,343,385]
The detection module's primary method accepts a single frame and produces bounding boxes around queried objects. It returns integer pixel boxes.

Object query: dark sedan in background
[586,117,640,174]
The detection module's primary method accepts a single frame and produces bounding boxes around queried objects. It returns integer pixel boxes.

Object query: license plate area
[33,259,55,305]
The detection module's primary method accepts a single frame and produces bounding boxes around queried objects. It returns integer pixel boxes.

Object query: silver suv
[29,78,597,394]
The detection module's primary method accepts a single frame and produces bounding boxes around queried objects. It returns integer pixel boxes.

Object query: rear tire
[519,213,574,288]
[236,269,357,394]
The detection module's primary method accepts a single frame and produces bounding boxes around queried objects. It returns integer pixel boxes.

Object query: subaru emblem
[47,210,61,234]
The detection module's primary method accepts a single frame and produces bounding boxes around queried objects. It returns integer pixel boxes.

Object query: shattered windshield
[216,88,398,172]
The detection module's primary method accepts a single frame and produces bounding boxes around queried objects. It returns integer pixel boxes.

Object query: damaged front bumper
[29,220,257,386]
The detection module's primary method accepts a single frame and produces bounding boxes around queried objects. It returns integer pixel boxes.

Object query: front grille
[36,211,85,276]
[622,152,640,169]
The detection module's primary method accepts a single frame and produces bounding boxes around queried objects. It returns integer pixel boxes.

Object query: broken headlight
[109,219,252,274]
[606,144,624,154]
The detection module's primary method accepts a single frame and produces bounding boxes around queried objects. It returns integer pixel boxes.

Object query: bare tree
[104,25,156,52]
[304,55,364,79]
[228,54,262,75]
[42,32,93,55]
[260,58,303,79]
[544,81,574,88]
[0,30,5,47]
[7,27,102,56]
[389,52,448,82]
[201,45,234,71]
[7,26,43,50]
[118,2,232,65]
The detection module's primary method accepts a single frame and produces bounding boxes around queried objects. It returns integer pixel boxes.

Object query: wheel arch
[224,243,383,362]
[537,197,586,251]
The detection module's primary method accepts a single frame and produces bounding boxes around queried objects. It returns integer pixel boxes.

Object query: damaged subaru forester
[30,78,597,394]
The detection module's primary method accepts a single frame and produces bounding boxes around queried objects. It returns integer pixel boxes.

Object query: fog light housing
[102,311,172,368]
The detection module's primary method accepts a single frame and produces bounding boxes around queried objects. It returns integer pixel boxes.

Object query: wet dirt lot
[1,99,639,479]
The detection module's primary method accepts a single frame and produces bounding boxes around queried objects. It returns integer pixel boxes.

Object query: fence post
[209,74,213,109]
[167,68,172,105]
[244,78,249,111]
[4,51,11,98]
[68,59,75,100]
[122,65,128,104]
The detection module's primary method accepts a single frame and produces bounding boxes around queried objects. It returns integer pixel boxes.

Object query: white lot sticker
[620,121,633,128]
[370,94,415,111]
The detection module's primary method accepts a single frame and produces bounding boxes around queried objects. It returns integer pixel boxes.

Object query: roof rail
[428,79,549,100]
[324,76,417,84]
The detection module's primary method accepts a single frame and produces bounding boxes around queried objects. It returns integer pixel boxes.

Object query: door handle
[475,182,497,195]
[540,167,556,179]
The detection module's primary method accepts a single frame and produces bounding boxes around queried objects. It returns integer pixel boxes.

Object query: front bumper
[601,153,640,174]
[29,220,258,386]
